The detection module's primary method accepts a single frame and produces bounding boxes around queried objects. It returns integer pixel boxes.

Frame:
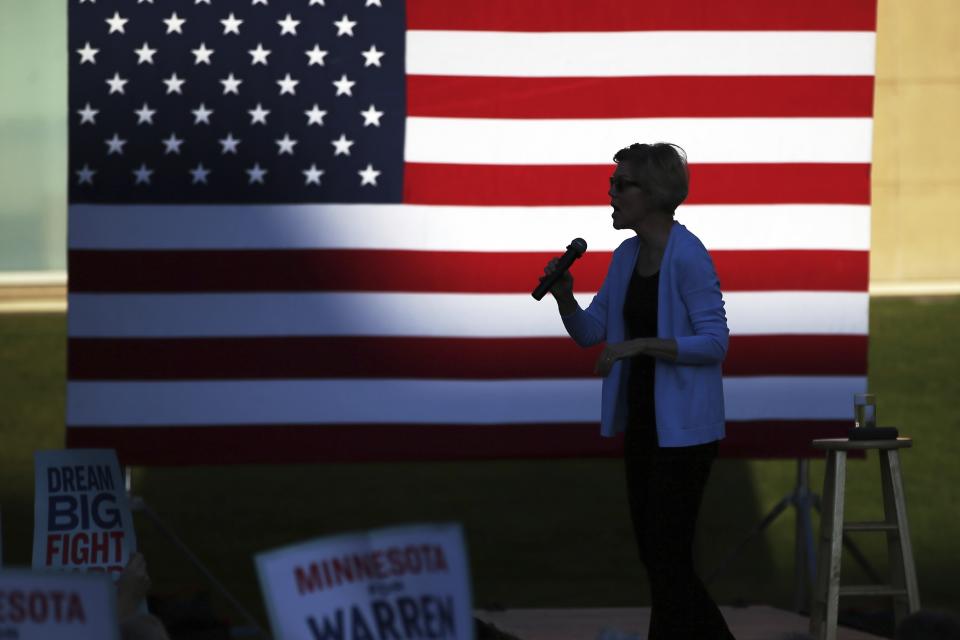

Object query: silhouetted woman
[542,143,735,639]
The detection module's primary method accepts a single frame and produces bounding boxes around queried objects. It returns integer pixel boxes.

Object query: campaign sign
[256,523,474,640]
[0,570,119,640]
[32,450,137,576]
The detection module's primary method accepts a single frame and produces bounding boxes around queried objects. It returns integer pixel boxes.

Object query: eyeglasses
[609,176,642,193]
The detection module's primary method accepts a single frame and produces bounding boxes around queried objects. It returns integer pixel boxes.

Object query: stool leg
[811,452,835,638]
[811,451,846,640]
[880,449,921,626]
[811,459,827,636]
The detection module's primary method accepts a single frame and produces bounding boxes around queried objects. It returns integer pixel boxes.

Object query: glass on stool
[854,393,877,429]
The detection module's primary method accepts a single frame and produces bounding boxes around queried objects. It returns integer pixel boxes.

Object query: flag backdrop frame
[65,0,876,465]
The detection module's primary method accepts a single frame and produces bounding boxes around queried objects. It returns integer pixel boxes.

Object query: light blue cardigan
[561,222,729,446]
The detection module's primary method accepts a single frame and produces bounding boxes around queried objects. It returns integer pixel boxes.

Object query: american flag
[66,0,877,464]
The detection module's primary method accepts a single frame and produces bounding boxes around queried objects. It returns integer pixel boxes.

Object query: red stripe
[68,249,867,293]
[407,0,876,31]
[714,250,868,291]
[403,163,871,206]
[719,421,864,459]
[67,335,867,380]
[408,76,875,119]
[66,420,857,465]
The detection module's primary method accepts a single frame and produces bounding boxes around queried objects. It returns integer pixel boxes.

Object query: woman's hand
[594,340,647,376]
[540,256,574,300]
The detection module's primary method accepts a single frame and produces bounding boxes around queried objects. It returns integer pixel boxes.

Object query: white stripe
[406,31,876,77]
[66,379,599,426]
[723,376,866,421]
[678,206,870,251]
[65,376,866,426]
[69,204,870,251]
[728,292,867,335]
[67,291,868,338]
[405,117,873,164]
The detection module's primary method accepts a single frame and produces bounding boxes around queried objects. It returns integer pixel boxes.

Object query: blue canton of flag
[69,0,405,203]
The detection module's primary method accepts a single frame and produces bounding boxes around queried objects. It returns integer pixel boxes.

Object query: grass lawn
[1,297,958,629]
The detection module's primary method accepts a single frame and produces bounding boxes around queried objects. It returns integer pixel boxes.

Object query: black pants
[624,423,735,640]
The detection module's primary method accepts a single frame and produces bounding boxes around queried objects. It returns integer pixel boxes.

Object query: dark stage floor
[474,606,885,640]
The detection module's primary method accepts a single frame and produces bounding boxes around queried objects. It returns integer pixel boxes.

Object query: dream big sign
[32,449,138,575]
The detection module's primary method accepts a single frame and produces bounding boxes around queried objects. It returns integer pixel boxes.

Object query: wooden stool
[809,437,920,640]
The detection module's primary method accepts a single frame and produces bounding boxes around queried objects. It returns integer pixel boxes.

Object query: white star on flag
[134,42,157,64]
[305,45,328,66]
[219,133,241,154]
[360,104,384,127]
[162,133,184,154]
[303,164,324,185]
[331,133,354,156]
[192,43,214,65]
[78,103,99,125]
[192,103,213,124]
[305,104,327,126]
[365,0,383,6]
[277,74,299,95]
[248,103,270,125]
[105,133,127,155]
[246,163,267,184]
[220,73,242,95]
[361,45,384,67]
[76,164,96,185]
[278,14,300,35]
[334,14,357,37]
[332,74,355,96]
[309,0,325,5]
[275,134,298,155]
[358,163,381,186]
[132,163,153,185]
[163,73,186,94]
[163,12,186,34]
[190,163,210,184]
[249,44,271,65]
[220,13,243,35]
[252,0,269,5]
[106,73,128,95]
[105,12,128,34]
[135,102,156,125]
[77,42,99,64]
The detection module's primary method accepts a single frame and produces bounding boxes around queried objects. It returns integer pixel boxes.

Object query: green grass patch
[1,299,958,626]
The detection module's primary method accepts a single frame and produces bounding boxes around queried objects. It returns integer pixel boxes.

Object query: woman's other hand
[594,340,647,376]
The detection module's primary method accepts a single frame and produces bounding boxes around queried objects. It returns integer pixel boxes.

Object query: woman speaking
[542,143,735,639]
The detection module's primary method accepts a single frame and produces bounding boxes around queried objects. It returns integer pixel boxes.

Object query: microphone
[532,238,587,301]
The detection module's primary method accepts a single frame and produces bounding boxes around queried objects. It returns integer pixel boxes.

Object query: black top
[623,269,659,429]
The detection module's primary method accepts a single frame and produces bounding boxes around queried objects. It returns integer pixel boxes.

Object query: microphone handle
[532,249,580,301]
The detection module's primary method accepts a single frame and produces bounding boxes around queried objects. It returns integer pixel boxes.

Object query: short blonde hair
[613,143,689,215]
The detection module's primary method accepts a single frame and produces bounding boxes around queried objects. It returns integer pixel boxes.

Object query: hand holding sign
[116,553,151,619]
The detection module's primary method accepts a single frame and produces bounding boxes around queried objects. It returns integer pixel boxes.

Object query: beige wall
[872,0,960,288]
